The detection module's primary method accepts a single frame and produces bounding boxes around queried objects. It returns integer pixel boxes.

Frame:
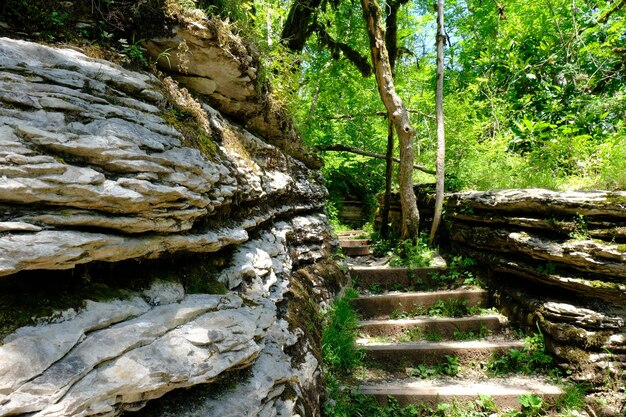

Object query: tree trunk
[361,0,420,240]
[429,0,446,244]
[381,119,394,238]
[381,0,408,238]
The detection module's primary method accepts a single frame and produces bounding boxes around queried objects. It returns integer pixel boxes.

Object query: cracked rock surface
[0,37,326,277]
[0,36,343,417]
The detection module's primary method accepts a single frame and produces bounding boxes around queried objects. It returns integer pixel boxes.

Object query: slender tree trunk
[380,0,405,238]
[361,0,420,240]
[429,0,446,244]
[380,119,394,238]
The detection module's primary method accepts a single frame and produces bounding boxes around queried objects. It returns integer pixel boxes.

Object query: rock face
[0,35,345,416]
[144,22,321,170]
[445,189,626,389]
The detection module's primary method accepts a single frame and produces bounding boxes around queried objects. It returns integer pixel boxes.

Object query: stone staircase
[337,232,564,411]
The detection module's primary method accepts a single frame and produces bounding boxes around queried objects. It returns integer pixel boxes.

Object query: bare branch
[324,110,435,120]
[317,143,435,175]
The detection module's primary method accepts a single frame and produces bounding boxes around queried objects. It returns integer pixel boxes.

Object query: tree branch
[317,143,435,175]
[314,23,372,77]
[280,0,322,51]
[325,110,435,120]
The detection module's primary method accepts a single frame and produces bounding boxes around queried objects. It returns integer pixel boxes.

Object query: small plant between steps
[428,256,480,288]
[406,355,460,378]
[388,235,437,268]
[486,330,558,377]
[389,299,497,319]
[323,389,587,417]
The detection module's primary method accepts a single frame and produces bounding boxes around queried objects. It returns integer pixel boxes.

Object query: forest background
[213,0,625,221]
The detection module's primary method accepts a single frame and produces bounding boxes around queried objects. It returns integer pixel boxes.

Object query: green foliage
[291,0,626,197]
[406,355,460,378]
[430,256,479,289]
[487,331,556,376]
[389,235,436,268]
[556,383,587,413]
[322,289,364,375]
[536,262,557,275]
[428,299,469,318]
[452,324,491,341]
[423,329,444,342]
[118,36,149,67]
[371,233,399,258]
[398,325,423,342]
[475,394,498,414]
[323,390,429,417]
[569,214,590,240]
[516,394,545,417]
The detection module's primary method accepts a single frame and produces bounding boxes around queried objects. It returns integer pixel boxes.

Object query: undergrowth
[322,288,364,375]
[323,390,586,417]
[406,355,460,378]
[486,330,556,377]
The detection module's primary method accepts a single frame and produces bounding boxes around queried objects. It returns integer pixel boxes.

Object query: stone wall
[0,29,345,417]
[445,189,625,393]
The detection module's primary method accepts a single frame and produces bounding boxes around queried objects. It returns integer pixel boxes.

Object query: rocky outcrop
[0,37,326,277]
[445,189,626,389]
[0,35,344,417]
[144,22,321,169]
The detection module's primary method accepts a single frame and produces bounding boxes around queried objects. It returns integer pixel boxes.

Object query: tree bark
[361,0,420,240]
[380,0,409,238]
[381,120,394,237]
[280,0,322,51]
[429,0,446,244]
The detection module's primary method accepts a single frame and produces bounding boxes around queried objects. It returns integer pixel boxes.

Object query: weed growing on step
[323,391,431,417]
[389,235,436,268]
[367,282,384,294]
[322,288,364,375]
[406,355,460,378]
[428,299,470,318]
[429,256,480,289]
[323,389,580,417]
[475,394,498,413]
[556,383,587,414]
[398,326,424,342]
[424,329,444,342]
[390,305,428,319]
[486,331,556,376]
[390,301,495,320]
[452,324,492,341]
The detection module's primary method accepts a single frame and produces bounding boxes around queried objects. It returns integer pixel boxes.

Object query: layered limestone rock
[144,21,321,169]
[0,37,326,277]
[445,189,626,389]
[0,36,344,417]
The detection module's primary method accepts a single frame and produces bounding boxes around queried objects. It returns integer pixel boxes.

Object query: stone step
[350,266,446,289]
[357,378,563,410]
[338,238,371,247]
[353,289,488,319]
[342,246,372,257]
[337,230,366,238]
[359,340,524,368]
[359,315,506,339]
